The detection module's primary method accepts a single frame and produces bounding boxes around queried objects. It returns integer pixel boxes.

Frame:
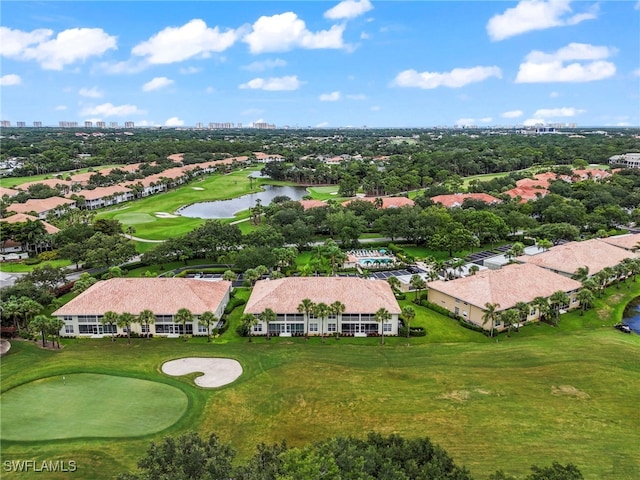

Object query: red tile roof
[431,193,501,208]
[299,199,327,210]
[71,185,133,201]
[598,234,640,252]
[342,197,415,209]
[427,263,582,311]
[0,213,60,234]
[244,277,401,314]
[7,197,75,215]
[53,278,232,316]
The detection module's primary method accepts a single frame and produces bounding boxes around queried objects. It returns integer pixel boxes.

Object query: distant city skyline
[1,1,638,128]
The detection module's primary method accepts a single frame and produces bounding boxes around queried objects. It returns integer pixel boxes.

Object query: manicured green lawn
[1,373,187,441]
[2,165,123,189]
[0,259,71,273]
[97,168,280,240]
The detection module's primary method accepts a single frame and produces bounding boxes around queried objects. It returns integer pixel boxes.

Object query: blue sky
[1,0,638,128]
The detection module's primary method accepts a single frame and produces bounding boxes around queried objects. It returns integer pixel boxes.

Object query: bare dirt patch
[551,385,590,399]
[161,357,242,388]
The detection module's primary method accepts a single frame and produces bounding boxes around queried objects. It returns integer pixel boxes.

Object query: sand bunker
[161,357,242,388]
[192,187,204,190]
[155,212,179,218]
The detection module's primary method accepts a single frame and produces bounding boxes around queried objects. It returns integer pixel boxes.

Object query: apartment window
[454,307,460,315]
[141,325,149,333]
[327,323,336,332]
[64,325,74,334]
[383,323,392,332]
[455,298,460,303]
[309,323,318,332]
[253,324,262,332]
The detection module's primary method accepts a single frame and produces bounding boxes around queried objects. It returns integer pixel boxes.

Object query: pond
[178,184,308,219]
[621,297,640,334]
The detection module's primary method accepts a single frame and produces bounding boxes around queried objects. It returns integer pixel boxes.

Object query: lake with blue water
[621,297,640,334]
[178,184,308,219]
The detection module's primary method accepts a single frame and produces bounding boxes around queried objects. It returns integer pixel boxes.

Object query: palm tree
[410,274,426,303]
[102,310,119,341]
[572,266,590,282]
[297,298,316,336]
[222,270,237,282]
[241,313,258,342]
[537,239,553,251]
[30,314,50,348]
[312,302,330,342]
[259,308,276,340]
[198,311,218,343]
[175,308,193,342]
[47,317,65,349]
[532,296,551,325]
[510,241,525,258]
[500,309,519,336]
[117,312,136,344]
[138,309,155,339]
[374,307,391,345]
[514,301,530,326]
[387,276,401,292]
[576,288,595,316]
[329,301,346,338]
[549,290,570,326]
[401,305,416,338]
[482,302,500,337]
[469,265,480,276]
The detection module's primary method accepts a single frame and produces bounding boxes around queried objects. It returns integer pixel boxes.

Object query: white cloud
[79,86,104,98]
[487,0,598,41]
[179,66,202,74]
[242,58,287,72]
[55,105,67,111]
[516,43,616,83]
[533,107,584,117]
[635,1,640,10]
[81,103,145,117]
[142,76,174,92]
[324,0,373,20]
[360,32,370,40]
[392,65,502,89]
[0,26,117,70]
[239,75,303,91]
[164,116,184,126]
[132,19,239,64]
[0,74,22,86]
[370,105,381,111]
[243,12,345,54]
[316,121,330,128]
[456,118,476,126]
[523,118,546,126]
[501,110,523,118]
[95,59,147,75]
[550,91,560,98]
[346,93,367,100]
[479,117,493,123]
[633,68,640,77]
[205,86,215,94]
[320,91,341,101]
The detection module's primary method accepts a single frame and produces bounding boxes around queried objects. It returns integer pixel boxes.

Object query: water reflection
[178,184,307,219]
[621,297,640,334]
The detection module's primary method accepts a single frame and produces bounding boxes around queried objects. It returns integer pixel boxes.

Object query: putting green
[0,374,188,441]
[113,212,156,224]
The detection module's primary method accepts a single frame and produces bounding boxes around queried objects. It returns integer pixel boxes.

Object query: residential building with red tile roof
[598,233,640,251]
[70,185,134,209]
[430,193,501,208]
[253,152,285,163]
[503,186,548,203]
[7,197,76,219]
[16,178,73,192]
[299,199,327,210]
[572,169,611,181]
[0,213,60,234]
[515,238,638,277]
[342,197,415,209]
[244,277,401,336]
[0,186,19,198]
[53,278,232,337]
[427,263,582,331]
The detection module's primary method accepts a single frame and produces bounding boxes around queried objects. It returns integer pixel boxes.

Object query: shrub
[236,323,250,337]
[24,257,42,265]
[395,293,407,300]
[38,251,58,261]
[421,300,452,317]
[399,326,427,337]
[458,319,488,334]
[54,281,75,297]
[225,297,246,314]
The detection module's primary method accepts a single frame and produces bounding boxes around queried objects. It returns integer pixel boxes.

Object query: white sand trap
[192,187,204,190]
[162,357,242,388]
[155,212,179,218]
